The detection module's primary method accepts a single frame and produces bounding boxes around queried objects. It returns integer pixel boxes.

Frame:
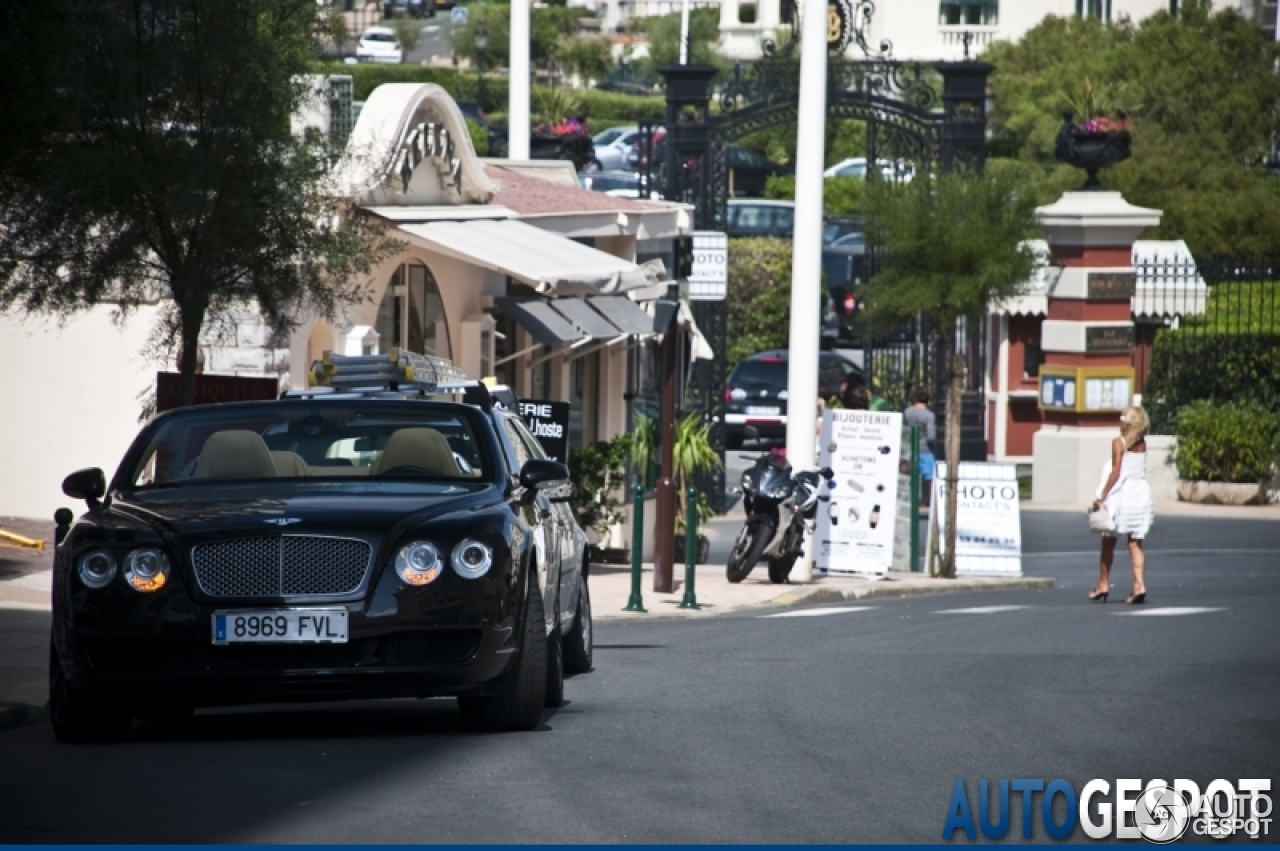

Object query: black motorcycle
[727,449,832,584]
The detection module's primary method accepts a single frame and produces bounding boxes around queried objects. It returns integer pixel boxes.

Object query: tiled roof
[483,164,668,217]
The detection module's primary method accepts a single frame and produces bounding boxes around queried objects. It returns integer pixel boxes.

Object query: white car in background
[592,126,640,172]
[824,157,916,182]
[355,27,404,64]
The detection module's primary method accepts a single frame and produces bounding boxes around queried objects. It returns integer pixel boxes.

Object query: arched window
[374,262,451,358]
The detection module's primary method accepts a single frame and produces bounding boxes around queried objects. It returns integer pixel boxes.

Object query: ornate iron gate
[642,2,995,508]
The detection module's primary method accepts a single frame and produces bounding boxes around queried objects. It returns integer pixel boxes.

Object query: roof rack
[285,350,496,411]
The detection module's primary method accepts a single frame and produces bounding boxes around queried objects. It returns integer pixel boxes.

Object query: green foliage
[864,170,1038,328]
[1142,282,1280,431]
[465,118,489,156]
[726,237,794,369]
[0,0,395,406]
[323,9,350,57]
[560,35,614,83]
[984,2,1280,256]
[311,61,462,101]
[532,87,585,126]
[733,119,867,168]
[764,175,867,217]
[448,3,592,74]
[391,18,421,52]
[1173,401,1279,483]
[672,415,721,533]
[567,434,632,540]
[630,9,725,76]
[630,414,658,484]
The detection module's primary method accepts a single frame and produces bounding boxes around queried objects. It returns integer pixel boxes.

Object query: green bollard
[679,486,699,610]
[624,483,647,612]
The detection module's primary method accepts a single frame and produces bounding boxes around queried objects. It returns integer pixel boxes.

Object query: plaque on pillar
[1085,325,1134,353]
[1087,272,1137,300]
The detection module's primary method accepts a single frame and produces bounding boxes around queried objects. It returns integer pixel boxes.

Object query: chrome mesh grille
[191,536,371,598]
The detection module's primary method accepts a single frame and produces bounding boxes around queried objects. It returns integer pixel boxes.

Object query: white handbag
[1088,507,1116,535]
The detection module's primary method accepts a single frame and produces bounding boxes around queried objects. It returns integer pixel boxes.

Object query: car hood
[109,482,503,540]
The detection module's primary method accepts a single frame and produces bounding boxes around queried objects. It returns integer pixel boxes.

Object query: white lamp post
[783,0,830,583]
[509,0,531,159]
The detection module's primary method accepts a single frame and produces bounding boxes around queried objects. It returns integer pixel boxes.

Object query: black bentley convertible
[50,381,593,741]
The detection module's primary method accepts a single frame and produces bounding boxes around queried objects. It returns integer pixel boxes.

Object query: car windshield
[363,31,396,42]
[123,403,492,488]
[730,359,788,388]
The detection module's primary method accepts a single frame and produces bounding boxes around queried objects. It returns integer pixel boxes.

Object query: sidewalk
[590,563,1054,621]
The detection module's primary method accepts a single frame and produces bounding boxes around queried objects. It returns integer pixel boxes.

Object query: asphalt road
[1,511,1276,842]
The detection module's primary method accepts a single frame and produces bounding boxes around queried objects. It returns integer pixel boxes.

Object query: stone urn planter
[1053,110,1132,190]
[1176,480,1267,506]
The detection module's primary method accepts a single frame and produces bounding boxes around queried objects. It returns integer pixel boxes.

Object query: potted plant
[672,414,721,564]
[531,88,596,172]
[1053,79,1135,190]
[1173,401,1279,505]
[567,433,632,563]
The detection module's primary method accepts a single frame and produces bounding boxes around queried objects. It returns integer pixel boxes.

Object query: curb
[771,577,1056,606]
[597,576,1056,621]
[0,702,44,732]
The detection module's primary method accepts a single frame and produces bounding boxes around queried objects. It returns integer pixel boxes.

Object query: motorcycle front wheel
[726,517,772,583]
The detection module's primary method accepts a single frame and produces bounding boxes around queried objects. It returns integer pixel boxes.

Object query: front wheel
[49,645,131,743]
[726,517,772,583]
[457,573,547,732]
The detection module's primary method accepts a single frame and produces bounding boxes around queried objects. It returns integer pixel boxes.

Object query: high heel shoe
[1087,589,1109,603]
[1125,592,1146,605]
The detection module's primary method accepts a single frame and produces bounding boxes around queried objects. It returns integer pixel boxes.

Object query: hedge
[310,63,664,123]
[1173,401,1280,483]
[1144,334,1280,433]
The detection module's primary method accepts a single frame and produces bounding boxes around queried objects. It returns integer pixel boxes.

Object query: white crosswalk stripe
[932,605,1031,615]
[761,606,876,618]
[1114,607,1227,617]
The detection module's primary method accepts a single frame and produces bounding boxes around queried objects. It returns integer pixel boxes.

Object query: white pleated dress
[1095,448,1155,539]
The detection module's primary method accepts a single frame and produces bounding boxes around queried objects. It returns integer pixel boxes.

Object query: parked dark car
[49,376,593,741]
[384,0,433,18]
[726,146,794,197]
[724,350,862,448]
[822,231,869,341]
[726,200,862,245]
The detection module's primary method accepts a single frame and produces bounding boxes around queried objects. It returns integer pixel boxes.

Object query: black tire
[563,575,592,675]
[726,518,771,583]
[726,431,743,450]
[767,555,796,584]
[545,621,564,708]
[457,574,547,732]
[49,645,131,744]
[768,520,802,583]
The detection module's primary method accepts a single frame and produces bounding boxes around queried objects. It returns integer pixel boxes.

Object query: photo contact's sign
[519,399,570,463]
[689,231,728,301]
[927,462,1023,576]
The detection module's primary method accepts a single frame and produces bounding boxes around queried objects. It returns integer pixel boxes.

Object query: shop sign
[927,462,1023,576]
[1085,325,1134,353]
[815,409,903,578]
[689,231,728,301]
[1087,272,1136,299]
[155,372,278,413]
[518,399,570,463]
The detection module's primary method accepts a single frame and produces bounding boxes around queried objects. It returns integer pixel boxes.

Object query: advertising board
[926,462,1023,576]
[815,409,902,578]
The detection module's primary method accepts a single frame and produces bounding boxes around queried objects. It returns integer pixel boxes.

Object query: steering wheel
[378,465,436,477]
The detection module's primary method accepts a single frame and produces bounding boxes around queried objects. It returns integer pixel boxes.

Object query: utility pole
[509,0,530,159]
[783,0,830,583]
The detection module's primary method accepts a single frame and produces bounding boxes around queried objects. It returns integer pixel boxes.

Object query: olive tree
[0,0,394,407]
[865,170,1037,577]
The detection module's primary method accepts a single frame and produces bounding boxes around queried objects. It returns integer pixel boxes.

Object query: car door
[495,413,559,635]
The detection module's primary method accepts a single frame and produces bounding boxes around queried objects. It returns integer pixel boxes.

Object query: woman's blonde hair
[1119,405,1149,449]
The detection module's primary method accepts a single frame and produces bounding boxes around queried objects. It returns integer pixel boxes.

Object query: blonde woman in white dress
[1088,406,1155,605]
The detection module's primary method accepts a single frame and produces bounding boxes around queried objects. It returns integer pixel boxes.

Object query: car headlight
[451,539,493,579]
[123,548,170,592]
[78,549,117,589]
[395,541,442,586]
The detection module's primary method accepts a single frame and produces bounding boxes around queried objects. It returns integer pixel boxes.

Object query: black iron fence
[1138,257,1280,434]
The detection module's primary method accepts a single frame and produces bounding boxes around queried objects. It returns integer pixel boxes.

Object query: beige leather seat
[193,431,278,479]
[370,428,462,477]
[270,450,310,477]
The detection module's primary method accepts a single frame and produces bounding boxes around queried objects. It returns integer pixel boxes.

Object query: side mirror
[519,459,570,492]
[62,468,106,506]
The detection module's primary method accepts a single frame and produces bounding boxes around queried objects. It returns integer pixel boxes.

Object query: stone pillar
[1030,190,1161,504]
